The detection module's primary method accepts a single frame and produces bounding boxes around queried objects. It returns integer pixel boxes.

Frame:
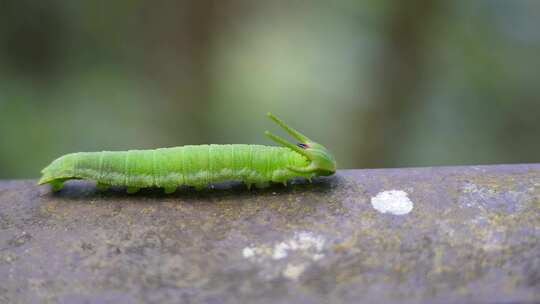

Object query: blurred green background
[1,0,539,179]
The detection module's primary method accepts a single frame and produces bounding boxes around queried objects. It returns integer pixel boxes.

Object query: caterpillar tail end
[37,177,48,186]
[37,176,65,191]
[37,171,54,186]
[37,167,66,192]
[37,155,75,190]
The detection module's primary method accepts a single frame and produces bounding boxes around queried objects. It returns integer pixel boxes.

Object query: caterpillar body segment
[38,113,337,193]
[39,145,309,192]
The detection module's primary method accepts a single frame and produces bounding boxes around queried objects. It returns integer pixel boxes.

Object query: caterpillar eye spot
[297,143,309,149]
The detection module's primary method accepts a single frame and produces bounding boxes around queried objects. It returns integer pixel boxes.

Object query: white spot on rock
[242,247,255,258]
[272,242,290,260]
[241,231,326,280]
[271,231,325,260]
[312,253,324,261]
[282,263,307,281]
[371,190,413,215]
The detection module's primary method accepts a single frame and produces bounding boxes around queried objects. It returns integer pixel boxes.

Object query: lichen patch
[241,231,326,281]
[371,190,414,215]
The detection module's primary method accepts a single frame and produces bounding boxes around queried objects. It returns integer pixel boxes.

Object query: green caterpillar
[38,113,336,193]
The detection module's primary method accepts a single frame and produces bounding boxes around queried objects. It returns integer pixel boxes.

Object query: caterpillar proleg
[38,113,337,193]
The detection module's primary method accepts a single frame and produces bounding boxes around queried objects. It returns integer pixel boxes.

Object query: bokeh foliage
[1,0,539,178]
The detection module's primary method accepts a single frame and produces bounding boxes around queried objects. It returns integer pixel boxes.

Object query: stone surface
[0,164,539,303]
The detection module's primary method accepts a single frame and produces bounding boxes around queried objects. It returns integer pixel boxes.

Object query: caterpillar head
[265,113,336,176]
